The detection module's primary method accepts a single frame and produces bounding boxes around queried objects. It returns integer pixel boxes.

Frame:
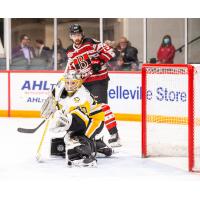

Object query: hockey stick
[17,119,46,134]
[36,118,50,162]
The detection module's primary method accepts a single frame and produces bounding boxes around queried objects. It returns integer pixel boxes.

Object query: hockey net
[141,64,200,172]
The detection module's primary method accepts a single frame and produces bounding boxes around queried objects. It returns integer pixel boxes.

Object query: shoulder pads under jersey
[83,37,101,45]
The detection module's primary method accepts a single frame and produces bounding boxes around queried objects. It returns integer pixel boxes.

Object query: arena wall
[0,69,194,122]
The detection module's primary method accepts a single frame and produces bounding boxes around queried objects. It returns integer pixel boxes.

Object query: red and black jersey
[65,38,115,83]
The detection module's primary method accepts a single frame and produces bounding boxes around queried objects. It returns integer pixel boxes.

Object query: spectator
[51,38,67,70]
[12,34,35,65]
[115,36,139,71]
[57,50,66,70]
[0,37,5,58]
[157,35,175,64]
[27,38,36,58]
[35,39,51,63]
[0,37,5,68]
[52,38,66,54]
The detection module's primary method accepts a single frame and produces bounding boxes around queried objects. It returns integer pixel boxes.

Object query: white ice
[0,117,199,200]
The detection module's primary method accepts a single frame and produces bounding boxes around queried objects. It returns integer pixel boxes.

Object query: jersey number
[73,54,91,69]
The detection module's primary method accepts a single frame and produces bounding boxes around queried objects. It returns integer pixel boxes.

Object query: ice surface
[0,117,199,200]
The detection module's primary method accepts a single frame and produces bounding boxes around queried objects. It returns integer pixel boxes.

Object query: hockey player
[65,24,121,147]
[41,70,112,167]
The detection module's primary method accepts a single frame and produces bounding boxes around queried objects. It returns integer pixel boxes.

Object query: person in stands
[157,35,176,64]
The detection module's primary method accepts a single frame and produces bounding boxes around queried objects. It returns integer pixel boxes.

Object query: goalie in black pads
[41,70,112,167]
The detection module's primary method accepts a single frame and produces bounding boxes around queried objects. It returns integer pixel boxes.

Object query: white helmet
[64,70,82,95]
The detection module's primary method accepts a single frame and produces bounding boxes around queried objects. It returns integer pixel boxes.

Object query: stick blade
[17,127,36,133]
[17,119,46,134]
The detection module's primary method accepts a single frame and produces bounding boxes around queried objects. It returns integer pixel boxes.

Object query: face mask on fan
[163,38,170,44]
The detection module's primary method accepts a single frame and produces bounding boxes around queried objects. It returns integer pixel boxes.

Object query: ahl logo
[74,97,80,103]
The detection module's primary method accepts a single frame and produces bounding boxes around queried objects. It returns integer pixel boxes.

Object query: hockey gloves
[40,96,57,119]
[91,58,101,74]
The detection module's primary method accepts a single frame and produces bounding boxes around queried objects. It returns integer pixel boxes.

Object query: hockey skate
[108,132,122,147]
[67,157,97,168]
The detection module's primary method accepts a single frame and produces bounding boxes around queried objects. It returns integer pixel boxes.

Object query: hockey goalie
[41,70,112,167]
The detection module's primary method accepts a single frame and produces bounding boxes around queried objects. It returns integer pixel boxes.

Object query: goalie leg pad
[67,136,95,158]
[50,138,66,158]
[67,148,82,161]
[96,138,112,157]
[67,135,96,165]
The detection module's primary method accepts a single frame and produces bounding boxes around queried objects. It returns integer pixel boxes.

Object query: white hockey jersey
[54,84,104,126]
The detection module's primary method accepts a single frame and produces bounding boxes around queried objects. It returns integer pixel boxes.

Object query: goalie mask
[64,70,83,95]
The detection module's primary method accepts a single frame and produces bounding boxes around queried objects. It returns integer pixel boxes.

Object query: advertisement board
[0,71,191,120]
[0,72,8,114]
[10,72,61,110]
[108,73,141,114]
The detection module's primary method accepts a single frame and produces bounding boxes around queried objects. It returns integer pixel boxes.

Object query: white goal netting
[142,65,200,172]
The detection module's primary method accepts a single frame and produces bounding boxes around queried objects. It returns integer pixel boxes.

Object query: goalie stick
[36,118,50,162]
[17,119,46,134]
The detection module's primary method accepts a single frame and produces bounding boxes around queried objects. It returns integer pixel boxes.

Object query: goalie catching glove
[49,110,72,133]
[40,95,57,119]
[40,79,66,119]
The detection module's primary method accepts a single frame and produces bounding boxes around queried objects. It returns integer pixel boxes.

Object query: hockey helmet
[69,24,83,34]
[64,70,83,95]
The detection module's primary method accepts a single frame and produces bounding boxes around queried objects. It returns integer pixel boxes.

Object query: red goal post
[141,64,200,172]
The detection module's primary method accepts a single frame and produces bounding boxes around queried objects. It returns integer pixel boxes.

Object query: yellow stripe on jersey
[85,120,102,138]
[90,104,104,120]
[80,101,90,115]
[68,101,91,115]
[91,104,101,111]
[90,112,104,121]
[71,109,89,127]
